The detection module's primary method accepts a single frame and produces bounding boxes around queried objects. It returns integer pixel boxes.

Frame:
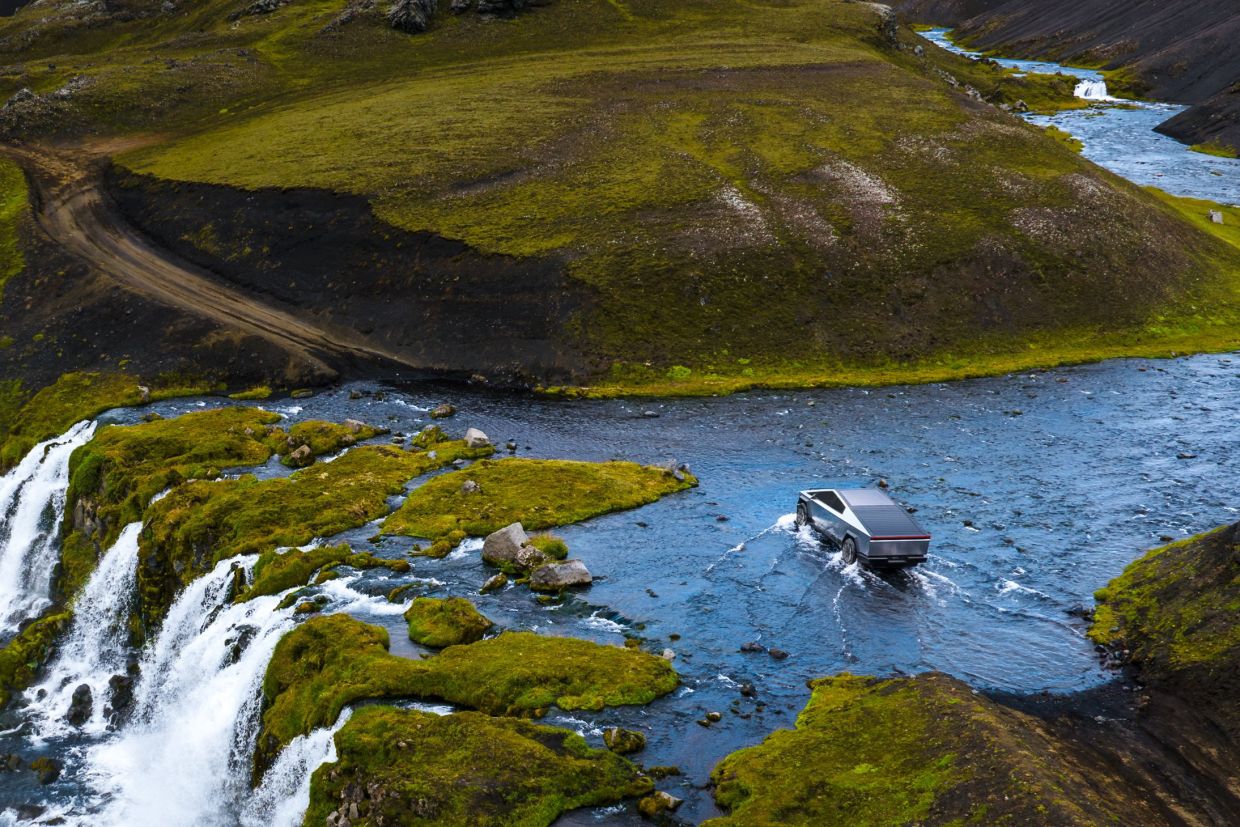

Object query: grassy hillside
[2,0,1239,392]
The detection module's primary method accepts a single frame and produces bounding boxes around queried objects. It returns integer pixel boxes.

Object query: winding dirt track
[3,141,421,378]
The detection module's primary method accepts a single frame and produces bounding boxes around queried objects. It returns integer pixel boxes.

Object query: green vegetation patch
[383,458,696,539]
[258,616,677,768]
[0,373,204,472]
[0,156,26,303]
[404,596,493,648]
[267,418,385,467]
[1090,523,1240,735]
[305,706,651,826]
[414,632,679,716]
[1189,141,1238,159]
[139,440,490,629]
[240,543,409,602]
[0,611,71,707]
[707,672,1140,825]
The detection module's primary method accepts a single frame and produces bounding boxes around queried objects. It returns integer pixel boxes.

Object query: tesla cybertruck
[796,487,931,568]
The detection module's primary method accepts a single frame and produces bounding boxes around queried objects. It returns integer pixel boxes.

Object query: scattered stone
[1176,451,1197,459]
[464,427,490,448]
[64,684,92,727]
[768,648,789,660]
[480,573,508,594]
[343,418,366,434]
[450,0,472,11]
[137,385,151,404]
[29,757,61,785]
[637,790,683,818]
[706,711,723,723]
[1159,535,1175,543]
[430,403,456,419]
[739,641,765,654]
[388,0,437,31]
[482,522,529,567]
[288,444,313,465]
[460,479,481,495]
[1,753,21,771]
[646,588,659,598]
[529,559,593,592]
[661,648,675,661]
[295,600,321,614]
[1209,210,1224,225]
[877,478,889,489]
[642,410,660,418]
[603,727,646,755]
[506,440,518,452]
[661,460,685,482]
[514,544,550,571]
[740,681,757,698]
[290,388,314,399]
[348,390,364,400]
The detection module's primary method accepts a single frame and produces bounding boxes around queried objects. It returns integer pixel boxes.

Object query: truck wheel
[796,503,809,527]
[841,537,858,566]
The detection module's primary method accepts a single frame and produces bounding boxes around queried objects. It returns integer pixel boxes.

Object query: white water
[1073,79,1113,101]
[26,523,141,739]
[0,420,97,632]
[240,708,352,827]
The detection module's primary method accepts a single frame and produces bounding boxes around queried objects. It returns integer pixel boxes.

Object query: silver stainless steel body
[796,487,930,568]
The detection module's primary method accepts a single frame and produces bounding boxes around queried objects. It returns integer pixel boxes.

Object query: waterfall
[240,708,353,827]
[25,522,142,739]
[0,420,98,632]
[1074,79,1111,100]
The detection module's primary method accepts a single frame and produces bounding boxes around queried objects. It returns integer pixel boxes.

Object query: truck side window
[819,491,845,513]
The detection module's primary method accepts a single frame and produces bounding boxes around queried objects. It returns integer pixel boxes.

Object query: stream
[2,352,1239,824]
[0,31,1238,827]
[921,27,1240,206]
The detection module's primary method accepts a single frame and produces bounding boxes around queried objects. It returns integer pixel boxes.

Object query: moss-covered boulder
[413,632,679,716]
[257,616,678,775]
[239,543,410,602]
[305,707,652,826]
[0,611,72,707]
[404,597,493,647]
[138,440,490,630]
[706,672,1168,826]
[383,458,697,540]
[1091,523,1240,738]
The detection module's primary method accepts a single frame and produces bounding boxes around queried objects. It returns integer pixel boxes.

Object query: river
[920,27,1240,206]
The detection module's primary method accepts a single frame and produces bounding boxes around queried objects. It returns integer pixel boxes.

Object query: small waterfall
[78,557,296,826]
[240,709,353,827]
[0,420,98,632]
[1074,79,1111,100]
[25,522,142,739]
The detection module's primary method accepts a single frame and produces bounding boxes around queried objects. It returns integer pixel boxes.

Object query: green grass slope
[3,0,1239,392]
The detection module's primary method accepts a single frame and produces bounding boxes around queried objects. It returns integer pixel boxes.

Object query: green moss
[139,440,491,629]
[0,156,26,302]
[0,611,72,707]
[305,707,652,826]
[707,672,1136,825]
[228,384,273,400]
[240,543,409,602]
[266,418,385,467]
[1189,141,1238,159]
[258,616,677,767]
[528,533,569,560]
[404,596,493,648]
[1042,125,1083,153]
[1090,524,1240,736]
[383,458,696,539]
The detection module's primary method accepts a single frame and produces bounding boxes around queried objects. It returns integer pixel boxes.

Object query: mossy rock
[0,611,72,707]
[138,440,491,631]
[1090,523,1240,738]
[383,458,697,539]
[404,597,493,648]
[266,418,385,467]
[602,726,646,755]
[305,707,652,826]
[257,616,678,774]
[240,543,411,602]
[706,672,1167,825]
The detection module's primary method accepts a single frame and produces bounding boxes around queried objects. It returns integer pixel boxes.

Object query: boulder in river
[528,559,593,592]
[29,757,61,785]
[638,790,683,818]
[464,427,491,448]
[482,522,528,567]
[480,573,508,593]
[429,403,456,419]
[602,727,646,755]
[64,684,92,727]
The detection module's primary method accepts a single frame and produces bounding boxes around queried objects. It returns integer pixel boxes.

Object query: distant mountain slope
[896,0,1240,152]
[1,0,1239,395]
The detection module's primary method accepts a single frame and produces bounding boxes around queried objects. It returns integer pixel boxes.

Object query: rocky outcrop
[387,0,436,32]
[529,559,592,592]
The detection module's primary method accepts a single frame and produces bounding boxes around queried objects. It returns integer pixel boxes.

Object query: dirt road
[4,141,424,379]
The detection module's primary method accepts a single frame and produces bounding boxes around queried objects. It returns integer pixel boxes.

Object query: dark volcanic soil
[107,168,595,386]
[897,0,1240,150]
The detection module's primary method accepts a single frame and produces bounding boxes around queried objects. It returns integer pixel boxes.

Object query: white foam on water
[581,611,625,635]
[1073,79,1113,100]
[0,420,97,631]
[26,522,142,740]
[240,708,352,827]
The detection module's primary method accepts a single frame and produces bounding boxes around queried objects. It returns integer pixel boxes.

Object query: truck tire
[796,502,809,527]
[841,536,858,565]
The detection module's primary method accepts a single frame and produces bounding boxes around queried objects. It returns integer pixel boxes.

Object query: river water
[921,27,1240,206]
[2,352,1236,824]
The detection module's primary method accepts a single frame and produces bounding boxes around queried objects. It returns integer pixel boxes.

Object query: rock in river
[482,522,528,567]
[464,427,491,448]
[529,559,593,592]
[603,727,646,755]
